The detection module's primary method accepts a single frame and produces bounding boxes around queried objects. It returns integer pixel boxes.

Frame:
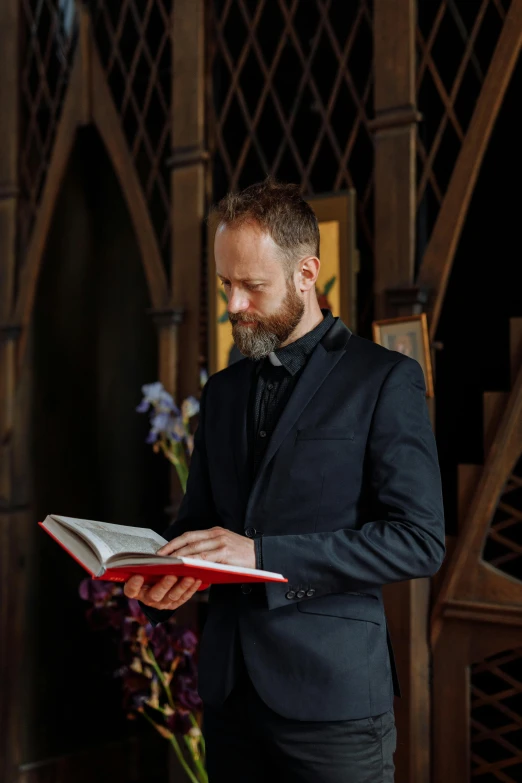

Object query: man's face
[214,222,305,360]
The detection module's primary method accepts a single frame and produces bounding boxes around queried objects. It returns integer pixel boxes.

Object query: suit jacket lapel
[247,319,352,513]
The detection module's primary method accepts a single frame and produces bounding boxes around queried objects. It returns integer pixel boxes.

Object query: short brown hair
[212,178,320,273]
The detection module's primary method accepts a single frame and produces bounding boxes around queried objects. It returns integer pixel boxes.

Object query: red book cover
[38,521,287,589]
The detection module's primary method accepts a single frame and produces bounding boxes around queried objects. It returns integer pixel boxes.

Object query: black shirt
[248,309,335,565]
[250,309,335,476]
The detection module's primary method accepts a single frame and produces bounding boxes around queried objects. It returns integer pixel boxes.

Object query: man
[125,179,445,782]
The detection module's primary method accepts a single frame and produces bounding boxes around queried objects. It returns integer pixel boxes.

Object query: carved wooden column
[169,0,208,403]
[0,2,26,781]
[372,3,432,782]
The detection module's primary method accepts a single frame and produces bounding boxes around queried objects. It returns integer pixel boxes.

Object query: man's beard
[229,282,305,361]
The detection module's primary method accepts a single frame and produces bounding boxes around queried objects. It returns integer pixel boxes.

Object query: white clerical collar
[268,351,283,366]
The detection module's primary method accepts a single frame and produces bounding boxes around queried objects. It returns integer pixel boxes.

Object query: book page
[51,516,167,565]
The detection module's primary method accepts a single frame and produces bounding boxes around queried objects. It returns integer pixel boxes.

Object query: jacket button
[306,589,316,597]
[285,590,296,600]
[241,584,252,595]
[245,527,257,538]
[296,590,306,599]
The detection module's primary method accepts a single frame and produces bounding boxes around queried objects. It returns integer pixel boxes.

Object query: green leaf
[218,289,228,303]
[218,312,229,324]
[323,276,336,296]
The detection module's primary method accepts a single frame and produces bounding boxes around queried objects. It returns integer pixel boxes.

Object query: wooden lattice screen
[471,648,522,781]
[483,455,522,580]
[416,0,512,248]
[90,0,173,266]
[19,0,78,274]
[207,0,374,329]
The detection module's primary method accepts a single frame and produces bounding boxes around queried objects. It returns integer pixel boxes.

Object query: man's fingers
[165,577,199,603]
[138,579,202,610]
[124,575,145,598]
[147,575,179,603]
[157,527,222,556]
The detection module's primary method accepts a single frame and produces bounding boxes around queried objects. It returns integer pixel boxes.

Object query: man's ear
[298,256,320,292]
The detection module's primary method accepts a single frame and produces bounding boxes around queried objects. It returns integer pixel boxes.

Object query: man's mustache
[229,313,262,325]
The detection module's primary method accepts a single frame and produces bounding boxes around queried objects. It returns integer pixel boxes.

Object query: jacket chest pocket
[290,427,364,516]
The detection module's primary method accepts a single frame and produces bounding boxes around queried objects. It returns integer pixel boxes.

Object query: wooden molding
[368,105,422,134]
[167,144,210,170]
[418,0,522,339]
[442,598,522,627]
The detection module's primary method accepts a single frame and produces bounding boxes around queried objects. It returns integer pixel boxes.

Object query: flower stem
[170,734,203,783]
[146,647,175,711]
[141,711,201,783]
[183,735,208,782]
[189,712,206,755]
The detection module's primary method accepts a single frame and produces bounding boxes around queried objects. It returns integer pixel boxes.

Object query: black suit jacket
[161,318,445,721]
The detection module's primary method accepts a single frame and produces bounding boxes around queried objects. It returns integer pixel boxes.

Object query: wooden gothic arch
[13,7,170,370]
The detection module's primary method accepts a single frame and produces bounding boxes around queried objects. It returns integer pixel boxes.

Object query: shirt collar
[268,309,335,376]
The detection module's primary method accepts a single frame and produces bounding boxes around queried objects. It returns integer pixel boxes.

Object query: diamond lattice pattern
[471,648,522,781]
[483,454,522,582]
[209,0,374,314]
[91,0,172,264]
[416,0,512,242]
[19,0,78,263]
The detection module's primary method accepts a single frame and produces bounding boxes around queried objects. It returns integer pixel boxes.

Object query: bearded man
[125,179,445,783]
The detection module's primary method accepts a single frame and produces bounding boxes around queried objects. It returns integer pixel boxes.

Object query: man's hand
[157,527,256,570]
[124,575,202,610]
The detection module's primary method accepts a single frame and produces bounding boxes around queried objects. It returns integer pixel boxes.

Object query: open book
[39,515,287,587]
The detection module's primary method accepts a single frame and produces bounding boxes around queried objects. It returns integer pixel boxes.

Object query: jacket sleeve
[261,357,446,611]
[140,378,218,625]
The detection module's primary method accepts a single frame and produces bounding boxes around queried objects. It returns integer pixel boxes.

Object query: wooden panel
[0,1,22,780]
[0,511,30,783]
[432,624,471,783]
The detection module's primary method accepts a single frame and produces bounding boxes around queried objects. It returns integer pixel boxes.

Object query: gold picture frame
[372,313,434,398]
[207,190,359,375]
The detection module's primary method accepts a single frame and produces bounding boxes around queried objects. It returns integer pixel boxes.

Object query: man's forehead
[215,225,283,277]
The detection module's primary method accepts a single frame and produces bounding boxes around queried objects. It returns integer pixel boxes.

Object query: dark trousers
[202,646,396,783]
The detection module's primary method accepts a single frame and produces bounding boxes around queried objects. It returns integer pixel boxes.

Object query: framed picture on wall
[207,190,359,375]
[372,313,434,397]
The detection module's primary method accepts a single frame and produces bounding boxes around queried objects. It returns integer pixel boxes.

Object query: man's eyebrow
[217,274,267,284]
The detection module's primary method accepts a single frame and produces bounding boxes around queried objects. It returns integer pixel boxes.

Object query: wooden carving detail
[90,0,173,262]
[19,0,78,263]
[209,0,374,261]
[471,648,522,781]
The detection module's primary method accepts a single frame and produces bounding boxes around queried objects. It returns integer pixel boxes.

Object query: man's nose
[227,288,249,314]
